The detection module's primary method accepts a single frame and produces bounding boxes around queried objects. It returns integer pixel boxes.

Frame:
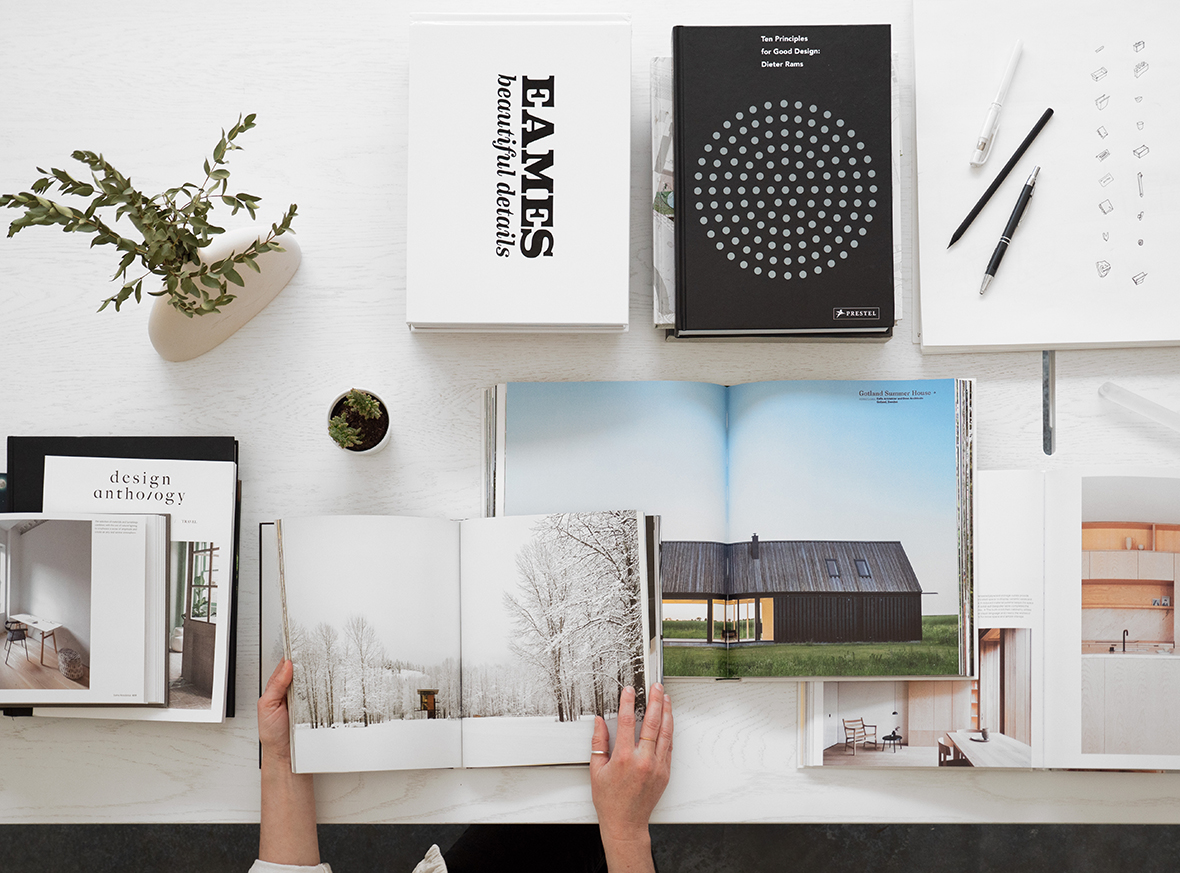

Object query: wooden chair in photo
[4,619,29,666]
[938,735,970,766]
[842,717,878,755]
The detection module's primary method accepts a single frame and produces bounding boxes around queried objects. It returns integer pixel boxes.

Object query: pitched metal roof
[661,540,922,596]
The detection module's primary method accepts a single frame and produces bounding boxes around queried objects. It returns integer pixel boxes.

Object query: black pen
[980,166,1038,295]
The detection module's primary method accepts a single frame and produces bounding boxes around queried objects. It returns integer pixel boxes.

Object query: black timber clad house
[662,539,923,644]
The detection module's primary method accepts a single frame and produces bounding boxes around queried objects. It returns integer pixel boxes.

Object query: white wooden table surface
[2,0,1180,824]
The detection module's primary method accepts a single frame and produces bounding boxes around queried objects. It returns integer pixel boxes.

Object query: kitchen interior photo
[1081,476,1180,755]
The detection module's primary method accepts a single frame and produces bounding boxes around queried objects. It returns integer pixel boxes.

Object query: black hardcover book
[672,25,894,337]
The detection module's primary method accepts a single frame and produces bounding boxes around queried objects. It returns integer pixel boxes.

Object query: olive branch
[0,113,297,317]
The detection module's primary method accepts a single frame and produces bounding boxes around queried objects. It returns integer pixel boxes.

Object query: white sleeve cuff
[249,861,332,873]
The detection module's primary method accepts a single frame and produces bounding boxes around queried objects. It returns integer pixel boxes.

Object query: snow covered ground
[461,714,615,768]
[293,718,462,773]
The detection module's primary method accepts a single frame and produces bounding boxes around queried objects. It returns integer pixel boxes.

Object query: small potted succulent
[328,389,391,453]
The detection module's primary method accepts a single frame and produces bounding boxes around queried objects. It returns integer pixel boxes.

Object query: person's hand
[257,658,320,866]
[258,658,295,765]
[590,684,673,870]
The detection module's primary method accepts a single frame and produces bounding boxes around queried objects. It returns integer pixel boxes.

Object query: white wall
[10,521,92,660]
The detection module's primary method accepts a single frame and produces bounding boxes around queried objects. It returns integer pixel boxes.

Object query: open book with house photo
[488,379,973,680]
[274,511,657,773]
[0,513,168,707]
[800,467,1180,771]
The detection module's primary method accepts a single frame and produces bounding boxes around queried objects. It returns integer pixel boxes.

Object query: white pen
[971,39,1023,167]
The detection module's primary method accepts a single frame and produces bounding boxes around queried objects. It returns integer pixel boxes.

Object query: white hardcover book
[406,14,631,332]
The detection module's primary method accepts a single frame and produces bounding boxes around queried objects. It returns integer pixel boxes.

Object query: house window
[825,559,839,577]
[184,542,219,623]
[855,559,871,578]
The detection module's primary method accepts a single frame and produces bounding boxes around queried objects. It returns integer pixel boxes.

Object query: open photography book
[0,513,168,708]
[487,379,974,680]
[273,511,657,773]
[800,467,1180,771]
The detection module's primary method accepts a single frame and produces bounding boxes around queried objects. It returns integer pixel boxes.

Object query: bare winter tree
[500,511,645,722]
[343,614,385,726]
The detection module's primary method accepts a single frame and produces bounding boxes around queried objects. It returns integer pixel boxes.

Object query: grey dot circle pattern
[690,100,881,281]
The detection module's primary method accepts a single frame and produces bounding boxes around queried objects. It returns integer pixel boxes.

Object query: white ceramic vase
[147,226,301,362]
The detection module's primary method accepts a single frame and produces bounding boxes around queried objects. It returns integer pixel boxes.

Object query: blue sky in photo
[504,380,963,614]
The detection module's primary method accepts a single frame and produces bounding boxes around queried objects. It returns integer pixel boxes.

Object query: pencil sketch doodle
[1097,149,1111,161]
[1137,211,1144,221]
[1100,173,1114,187]
[1092,67,1108,82]
[1134,144,1149,158]
[1099,199,1114,215]
[1137,121,1145,130]
[1095,45,1105,53]
[1096,260,1111,278]
[1134,62,1148,78]
[1097,126,1109,139]
[1102,232,1110,242]
[1134,40,1145,52]
[1138,173,1144,197]
[1135,96,1144,103]
[1138,239,1144,246]
[1096,94,1110,110]
[1132,271,1147,285]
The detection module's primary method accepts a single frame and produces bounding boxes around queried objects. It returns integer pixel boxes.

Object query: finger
[613,685,636,761]
[657,693,674,763]
[637,683,664,749]
[589,715,610,776]
[262,658,293,704]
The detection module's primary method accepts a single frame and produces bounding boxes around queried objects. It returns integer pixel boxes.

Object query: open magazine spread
[800,467,1180,771]
[489,379,974,680]
[275,511,655,772]
[37,455,239,722]
[0,513,168,707]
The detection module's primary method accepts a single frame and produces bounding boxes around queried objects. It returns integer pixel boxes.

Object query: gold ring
[640,737,658,743]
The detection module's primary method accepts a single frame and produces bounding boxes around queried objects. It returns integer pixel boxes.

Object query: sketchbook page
[39,456,238,721]
[278,516,462,774]
[499,381,729,540]
[915,0,1180,352]
[974,470,1043,768]
[459,511,649,768]
[709,379,965,679]
[1044,468,1180,770]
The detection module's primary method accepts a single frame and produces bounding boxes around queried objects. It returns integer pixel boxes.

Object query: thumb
[589,715,610,775]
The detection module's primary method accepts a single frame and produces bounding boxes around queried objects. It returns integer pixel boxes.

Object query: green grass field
[662,615,960,677]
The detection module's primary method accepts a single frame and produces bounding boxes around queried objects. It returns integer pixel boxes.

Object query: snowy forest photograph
[278,515,464,772]
[459,510,650,767]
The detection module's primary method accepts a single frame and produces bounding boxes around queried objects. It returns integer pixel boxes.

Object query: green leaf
[209,169,230,180]
[243,256,261,273]
[224,266,244,286]
[199,273,221,289]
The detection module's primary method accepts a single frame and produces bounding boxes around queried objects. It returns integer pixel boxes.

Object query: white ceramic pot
[147,226,301,362]
[328,390,392,454]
